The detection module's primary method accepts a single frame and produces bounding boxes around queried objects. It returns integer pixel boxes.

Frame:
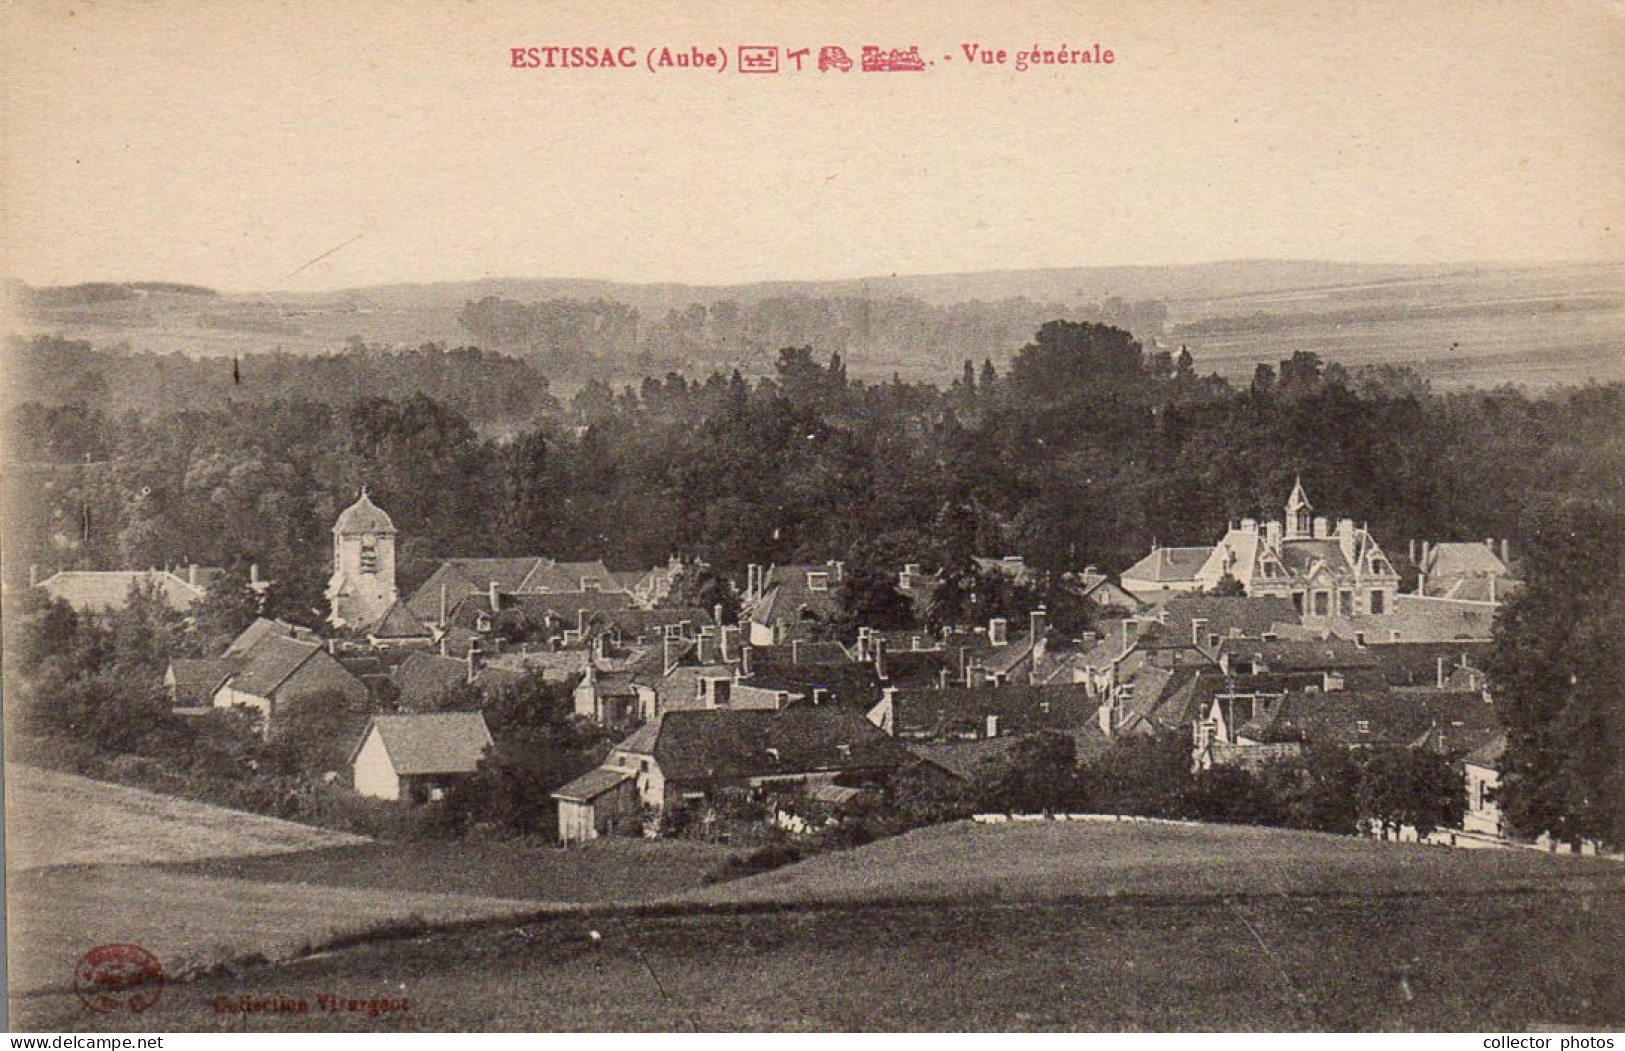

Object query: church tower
[326,487,398,630]
[1285,476,1313,540]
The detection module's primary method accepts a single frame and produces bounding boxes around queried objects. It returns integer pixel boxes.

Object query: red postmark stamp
[74,943,165,1015]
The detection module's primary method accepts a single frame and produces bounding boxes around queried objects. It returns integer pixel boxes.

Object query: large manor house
[1121,478,1401,618]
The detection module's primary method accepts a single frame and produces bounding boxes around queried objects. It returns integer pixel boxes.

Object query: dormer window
[765,747,781,762]
[807,571,830,592]
[1356,720,1371,735]
[581,577,601,591]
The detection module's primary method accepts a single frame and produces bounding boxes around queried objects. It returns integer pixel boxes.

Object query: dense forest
[5,321,1624,627]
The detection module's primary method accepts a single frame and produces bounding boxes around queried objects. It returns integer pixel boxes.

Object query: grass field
[4,766,740,1007]
[674,819,1624,907]
[163,837,742,903]
[14,820,1622,1031]
[4,765,367,869]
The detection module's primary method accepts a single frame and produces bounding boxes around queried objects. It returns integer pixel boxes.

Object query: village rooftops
[1122,546,1214,587]
[1238,687,1497,753]
[227,635,328,699]
[618,706,917,783]
[1150,594,1303,644]
[167,656,240,707]
[552,766,635,803]
[34,566,222,613]
[349,712,492,776]
[889,682,1093,741]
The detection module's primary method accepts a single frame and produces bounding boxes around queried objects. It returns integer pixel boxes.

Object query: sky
[2,0,1622,292]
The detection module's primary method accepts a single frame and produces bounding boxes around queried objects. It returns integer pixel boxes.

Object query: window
[1369,590,1386,615]
[1338,591,1353,617]
[807,572,829,592]
[360,539,379,574]
[1313,591,1330,617]
[1356,719,1371,735]
[1292,592,1304,614]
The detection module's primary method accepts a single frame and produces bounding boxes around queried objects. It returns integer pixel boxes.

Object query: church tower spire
[325,489,398,630]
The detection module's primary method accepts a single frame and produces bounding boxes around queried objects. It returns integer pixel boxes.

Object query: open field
[13,820,1623,1031]
[5,867,539,998]
[3,765,367,870]
[3,767,740,1005]
[14,261,1624,391]
[163,837,743,903]
[674,819,1625,907]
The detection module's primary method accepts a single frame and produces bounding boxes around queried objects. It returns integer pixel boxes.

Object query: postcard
[3,0,1622,1035]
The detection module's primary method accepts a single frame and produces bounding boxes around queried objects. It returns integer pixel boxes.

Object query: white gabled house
[349,712,493,803]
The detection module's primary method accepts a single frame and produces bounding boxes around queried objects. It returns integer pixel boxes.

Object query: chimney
[466,643,480,684]
[872,636,887,681]
[938,667,950,690]
[1191,617,1208,647]
[713,603,724,628]
[1030,609,1047,650]
[720,624,740,663]
[249,563,261,587]
[1313,516,1330,539]
[1121,618,1142,655]
[989,617,1008,647]
[1409,539,1417,564]
[439,635,449,657]
[1264,520,1281,548]
[985,714,1000,739]
[960,646,973,686]
[664,636,681,676]
[854,627,870,662]
[1500,538,1511,565]
[791,639,801,664]
[188,564,199,586]
[1437,656,1447,689]
[746,564,759,600]
[1337,519,1355,551]
[488,581,500,612]
[741,643,753,678]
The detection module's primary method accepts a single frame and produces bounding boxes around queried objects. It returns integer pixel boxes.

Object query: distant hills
[9,260,1624,390]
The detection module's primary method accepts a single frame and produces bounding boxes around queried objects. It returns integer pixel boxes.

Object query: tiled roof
[333,491,396,534]
[745,663,883,708]
[749,564,844,628]
[1219,636,1378,672]
[359,712,492,776]
[1152,594,1303,643]
[370,600,432,639]
[224,617,302,657]
[552,766,634,802]
[1316,595,1498,643]
[35,569,215,612]
[228,635,326,698]
[891,683,1093,741]
[1421,542,1509,581]
[649,707,917,782]
[1276,539,1353,577]
[1364,641,1492,687]
[1122,546,1214,584]
[168,657,241,706]
[1240,687,1497,752]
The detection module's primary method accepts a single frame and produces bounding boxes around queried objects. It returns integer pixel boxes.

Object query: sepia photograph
[2,0,1623,1035]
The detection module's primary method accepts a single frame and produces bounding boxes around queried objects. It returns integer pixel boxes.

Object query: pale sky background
[2,0,1622,292]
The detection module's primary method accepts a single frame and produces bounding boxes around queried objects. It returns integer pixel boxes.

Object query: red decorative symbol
[738,46,780,73]
[818,46,853,72]
[861,46,926,72]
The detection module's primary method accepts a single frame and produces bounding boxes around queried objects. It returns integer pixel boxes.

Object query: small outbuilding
[350,712,493,803]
